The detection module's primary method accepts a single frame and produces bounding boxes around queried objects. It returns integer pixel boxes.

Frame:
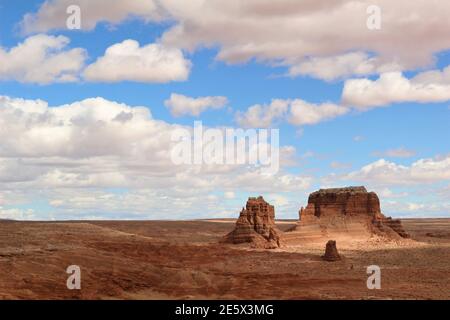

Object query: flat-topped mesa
[302,186,383,220]
[222,196,281,249]
[286,186,409,241]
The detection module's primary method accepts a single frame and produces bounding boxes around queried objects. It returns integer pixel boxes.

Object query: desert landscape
[1,0,450,305]
[0,187,448,300]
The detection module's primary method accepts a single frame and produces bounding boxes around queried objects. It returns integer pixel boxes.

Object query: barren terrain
[0,218,449,299]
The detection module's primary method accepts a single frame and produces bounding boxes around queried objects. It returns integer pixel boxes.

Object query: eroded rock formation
[222,196,281,248]
[322,240,341,261]
[285,186,409,242]
[300,186,382,220]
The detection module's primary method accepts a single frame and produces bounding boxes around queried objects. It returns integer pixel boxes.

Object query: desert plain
[0,217,449,300]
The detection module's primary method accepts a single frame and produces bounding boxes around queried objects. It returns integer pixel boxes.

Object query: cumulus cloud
[164,93,228,117]
[344,156,450,186]
[342,70,450,109]
[0,95,158,159]
[84,39,191,83]
[235,99,289,128]
[288,52,401,81]
[288,100,349,126]
[0,36,191,84]
[0,95,311,219]
[236,98,348,127]
[0,34,86,84]
[21,0,163,34]
[160,1,450,75]
[22,1,450,78]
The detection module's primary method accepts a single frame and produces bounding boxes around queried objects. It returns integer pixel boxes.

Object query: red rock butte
[222,196,281,249]
[285,186,409,243]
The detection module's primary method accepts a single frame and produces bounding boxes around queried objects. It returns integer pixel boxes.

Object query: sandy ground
[0,218,448,299]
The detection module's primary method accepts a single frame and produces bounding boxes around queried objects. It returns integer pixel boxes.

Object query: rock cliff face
[222,196,281,248]
[285,186,409,242]
[301,186,382,220]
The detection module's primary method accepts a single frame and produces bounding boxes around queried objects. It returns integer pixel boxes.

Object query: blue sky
[0,0,449,220]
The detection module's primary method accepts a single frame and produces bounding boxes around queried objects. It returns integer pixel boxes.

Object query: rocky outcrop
[300,186,382,220]
[322,240,341,261]
[222,196,281,248]
[285,186,409,242]
[372,217,410,238]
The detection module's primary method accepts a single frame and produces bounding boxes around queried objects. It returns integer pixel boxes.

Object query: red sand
[0,218,448,299]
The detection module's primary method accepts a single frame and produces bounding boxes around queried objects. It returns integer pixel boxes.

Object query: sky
[0,0,449,220]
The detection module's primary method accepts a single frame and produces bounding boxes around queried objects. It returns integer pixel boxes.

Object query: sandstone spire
[222,196,281,248]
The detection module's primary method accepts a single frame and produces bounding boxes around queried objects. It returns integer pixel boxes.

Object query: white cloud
[0,207,35,220]
[267,194,289,207]
[21,0,163,34]
[374,187,408,199]
[342,70,450,109]
[235,99,289,128]
[0,95,157,159]
[382,200,450,218]
[0,36,191,85]
[164,93,228,117]
[288,99,349,126]
[344,156,450,186]
[0,34,86,84]
[0,95,311,219]
[236,98,348,128]
[160,1,450,75]
[373,147,416,158]
[23,1,450,78]
[224,191,235,199]
[84,39,191,83]
[288,52,401,81]
[279,146,299,167]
